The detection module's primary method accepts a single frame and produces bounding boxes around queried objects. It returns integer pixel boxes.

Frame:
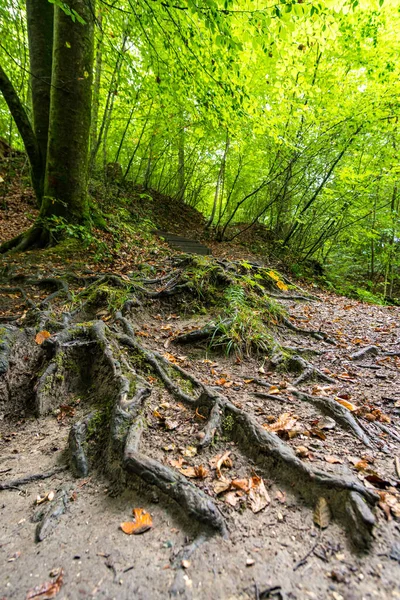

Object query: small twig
[395,457,400,479]
[293,534,321,571]
[0,465,68,491]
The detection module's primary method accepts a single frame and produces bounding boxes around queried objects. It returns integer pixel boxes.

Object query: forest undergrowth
[1,175,400,600]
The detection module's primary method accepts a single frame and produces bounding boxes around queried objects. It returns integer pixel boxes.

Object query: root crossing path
[1,255,400,599]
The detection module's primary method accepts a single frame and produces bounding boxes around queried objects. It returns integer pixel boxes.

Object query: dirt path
[1,283,400,599]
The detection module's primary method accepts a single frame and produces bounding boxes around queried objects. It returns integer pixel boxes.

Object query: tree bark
[88,8,103,173]
[42,0,95,223]
[26,0,54,200]
[0,63,42,200]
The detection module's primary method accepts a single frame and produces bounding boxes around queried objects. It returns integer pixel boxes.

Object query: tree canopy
[0,0,399,295]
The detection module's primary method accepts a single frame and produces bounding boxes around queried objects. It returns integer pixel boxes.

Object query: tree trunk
[177,123,185,201]
[88,9,103,174]
[26,0,54,200]
[42,0,94,223]
[0,63,42,200]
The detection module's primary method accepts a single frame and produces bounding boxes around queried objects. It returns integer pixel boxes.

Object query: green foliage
[1,0,399,298]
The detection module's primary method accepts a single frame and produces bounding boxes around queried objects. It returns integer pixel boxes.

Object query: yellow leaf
[335,398,358,411]
[35,330,51,345]
[276,280,289,291]
[267,270,280,281]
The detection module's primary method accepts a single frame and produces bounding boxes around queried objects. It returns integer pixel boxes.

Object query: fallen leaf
[224,491,239,507]
[248,475,270,513]
[364,474,393,489]
[335,398,358,412]
[264,412,298,433]
[296,446,310,458]
[324,455,343,464]
[309,428,327,440]
[35,490,55,505]
[354,459,369,471]
[213,479,231,495]
[211,451,233,479]
[170,457,185,468]
[230,478,248,492]
[268,386,281,395]
[179,465,209,479]
[26,569,63,599]
[314,497,330,529]
[181,446,197,458]
[120,508,153,535]
[35,330,51,345]
[276,280,288,291]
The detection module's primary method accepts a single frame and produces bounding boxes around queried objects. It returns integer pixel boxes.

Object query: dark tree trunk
[42,0,95,223]
[0,63,42,200]
[26,0,54,201]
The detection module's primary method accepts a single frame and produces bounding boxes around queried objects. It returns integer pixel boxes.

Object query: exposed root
[35,485,70,542]
[293,390,372,447]
[0,223,51,254]
[0,259,384,553]
[0,466,68,491]
[114,314,378,549]
[290,355,336,386]
[281,316,336,344]
[350,346,380,361]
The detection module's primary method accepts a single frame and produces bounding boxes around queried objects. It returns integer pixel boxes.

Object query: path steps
[156,230,211,256]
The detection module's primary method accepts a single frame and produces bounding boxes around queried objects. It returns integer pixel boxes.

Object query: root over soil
[0,257,384,557]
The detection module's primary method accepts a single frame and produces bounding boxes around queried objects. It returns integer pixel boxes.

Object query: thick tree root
[0,223,51,254]
[293,390,372,447]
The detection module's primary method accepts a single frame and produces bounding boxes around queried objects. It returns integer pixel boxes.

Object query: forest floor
[0,171,400,600]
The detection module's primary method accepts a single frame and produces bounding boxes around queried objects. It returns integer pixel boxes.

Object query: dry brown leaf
[211,451,233,479]
[264,412,298,433]
[179,465,209,479]
[314,497,331,529]
[268,386,281,395]
[120,508,153,535]
[248,475,270,513]
[213,479,231,495]
[296,446,310,458]
[170,457,185,468]
[35,330,51,345]
[231,479,249,492]
[324,455,343,464]
[224,491,239,507]
[354,459,369,471]
[26,569,63,599]
[335,398,358,412]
